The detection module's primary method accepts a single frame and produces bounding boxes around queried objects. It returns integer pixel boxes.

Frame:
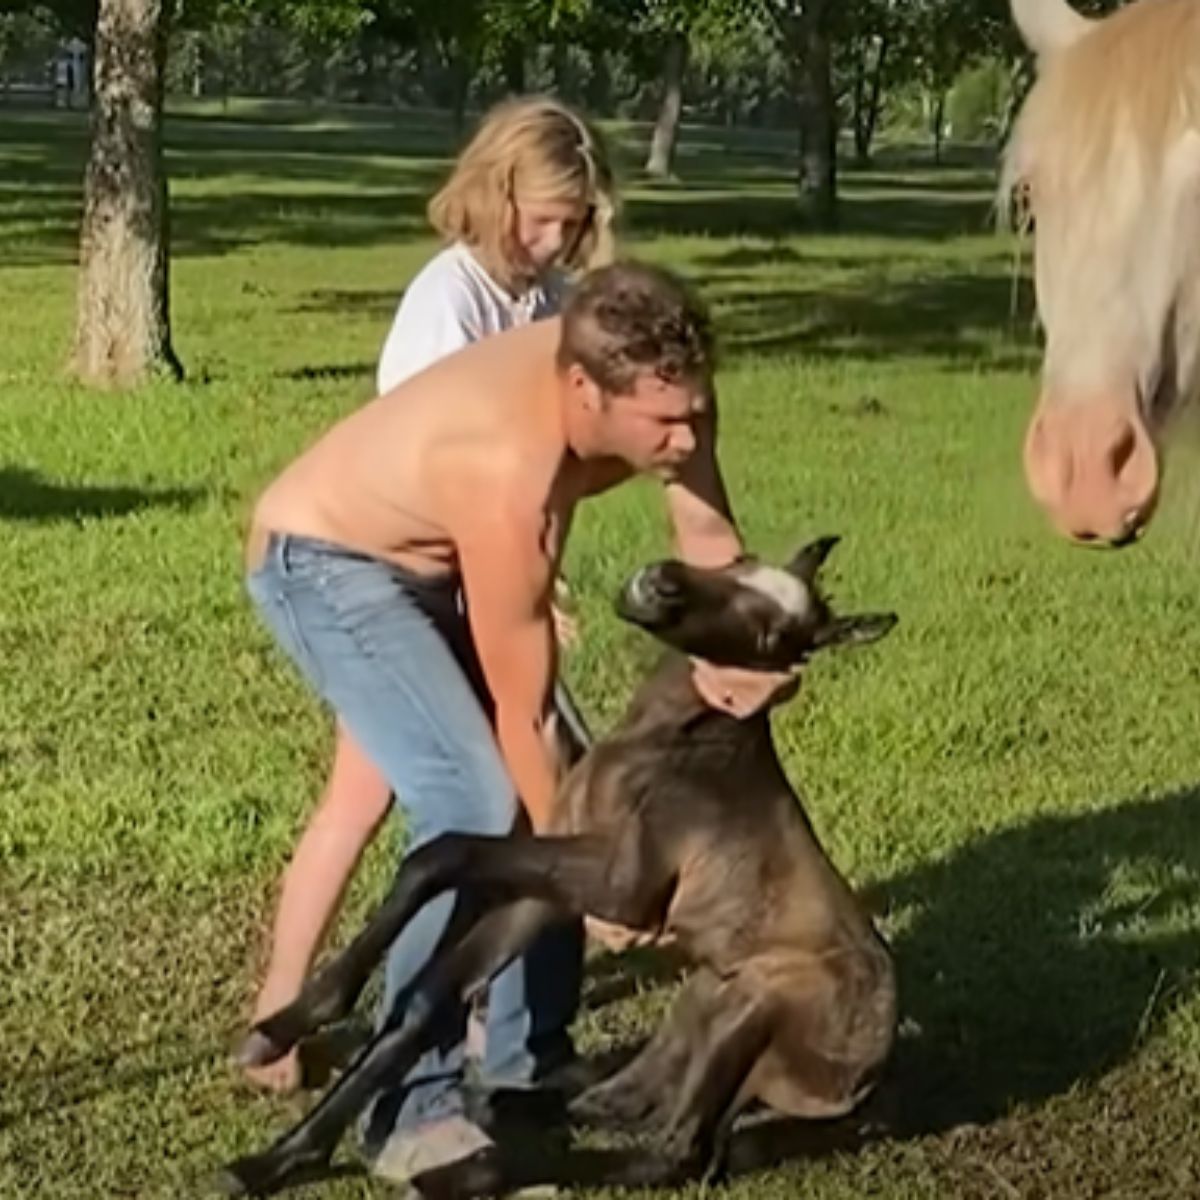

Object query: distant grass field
[2,100,1200,1199]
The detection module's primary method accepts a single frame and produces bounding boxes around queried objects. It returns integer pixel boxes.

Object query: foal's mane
[1001,0,1200,219]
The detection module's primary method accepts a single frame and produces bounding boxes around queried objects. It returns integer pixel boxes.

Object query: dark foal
[223,535,898,1196]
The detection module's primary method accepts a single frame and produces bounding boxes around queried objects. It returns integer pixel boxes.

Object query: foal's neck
[618,653,769,743]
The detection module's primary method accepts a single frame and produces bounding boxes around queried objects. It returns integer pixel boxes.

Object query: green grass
[3,101,1200,1199]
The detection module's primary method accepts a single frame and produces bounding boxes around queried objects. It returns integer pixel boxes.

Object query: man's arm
[663,393,799,719]
[454,494,562,833]
[663,397,744,568]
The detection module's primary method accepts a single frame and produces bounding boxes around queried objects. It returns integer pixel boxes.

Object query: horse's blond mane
[1002,0,1200,218]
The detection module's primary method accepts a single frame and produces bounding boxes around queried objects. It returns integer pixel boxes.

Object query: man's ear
[565,361,603,414]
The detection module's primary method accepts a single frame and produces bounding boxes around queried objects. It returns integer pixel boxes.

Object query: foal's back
[557,656,880,973]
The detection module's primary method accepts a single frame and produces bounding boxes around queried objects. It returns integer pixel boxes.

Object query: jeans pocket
[309,553,416,658]
[247,542,327,695]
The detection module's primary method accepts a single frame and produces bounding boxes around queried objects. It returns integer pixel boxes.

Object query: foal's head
[1004,0,1200,545]
[615,535,896,674]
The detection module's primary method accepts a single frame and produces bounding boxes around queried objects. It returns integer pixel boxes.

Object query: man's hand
[552,578,579,649]
[691,659,800,719]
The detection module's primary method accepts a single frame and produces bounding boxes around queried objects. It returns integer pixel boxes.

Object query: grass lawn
[2,101,1200,1199]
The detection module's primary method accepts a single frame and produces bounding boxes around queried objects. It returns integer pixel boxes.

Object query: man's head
[557,261,716,474]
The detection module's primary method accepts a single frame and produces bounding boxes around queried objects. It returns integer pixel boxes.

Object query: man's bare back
[246,261,771,831]
[250,320,622,578]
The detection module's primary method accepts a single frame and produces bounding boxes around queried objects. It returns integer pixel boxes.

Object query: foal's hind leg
[605,972,773,1189]
[241,832,670,1069]
[221,898,559,1197]
[569,972,711,1132]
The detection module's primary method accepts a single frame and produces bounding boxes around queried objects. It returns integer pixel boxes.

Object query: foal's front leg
[239,831,671,1068]
[222,897,558,1197]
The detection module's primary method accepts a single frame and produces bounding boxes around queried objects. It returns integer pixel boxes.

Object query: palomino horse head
[1004,0,1200,545]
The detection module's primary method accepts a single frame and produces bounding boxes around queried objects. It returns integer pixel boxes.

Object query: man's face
[598,371,709,474]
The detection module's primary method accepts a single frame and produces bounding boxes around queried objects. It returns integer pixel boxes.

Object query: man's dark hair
[557,260,715,394]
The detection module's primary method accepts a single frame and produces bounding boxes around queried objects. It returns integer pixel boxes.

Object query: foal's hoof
[216,1148,329,1197]
[604,1154,697,1190]
[410,1145,506,1200]
[215,1154,276,1197]
[568,1086,651,1132]
[236,1028,290,1069]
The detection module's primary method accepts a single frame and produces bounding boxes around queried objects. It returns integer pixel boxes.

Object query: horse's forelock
[1002,0,1200,223]
[1002,0,1200,392]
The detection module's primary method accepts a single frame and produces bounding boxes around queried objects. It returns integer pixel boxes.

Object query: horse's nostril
[1110,511,1147,548]
[1107,423,1137,477]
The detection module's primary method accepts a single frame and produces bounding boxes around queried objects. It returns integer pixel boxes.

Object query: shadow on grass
[285,248,1035,371]
[709,275,1035,367]
[877,785,1200,1136]
[0,1032,218,1133]
[0,466,203,522]
[111,786,1197,1195]
[278,362,376,383]
[0,110,1003,270]
[290,287,403,320]
[506,786,1200,1190]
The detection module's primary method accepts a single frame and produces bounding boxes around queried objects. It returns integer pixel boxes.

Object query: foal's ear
[812,612,898,650]
[787,535,840,583]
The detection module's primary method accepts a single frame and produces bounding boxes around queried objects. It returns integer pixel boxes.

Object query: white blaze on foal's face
[738,564,814,625]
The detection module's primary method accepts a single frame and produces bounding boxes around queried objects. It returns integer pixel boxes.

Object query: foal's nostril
[641,563,682,598]
[625,564,677,610]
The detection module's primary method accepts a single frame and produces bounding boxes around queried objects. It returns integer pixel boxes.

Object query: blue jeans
[246,533,583,1143]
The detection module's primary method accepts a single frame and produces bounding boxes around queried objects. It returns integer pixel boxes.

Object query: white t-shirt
[376,242,567,395]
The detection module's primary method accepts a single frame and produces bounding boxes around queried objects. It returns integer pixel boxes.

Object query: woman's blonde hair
[428,95,618,296]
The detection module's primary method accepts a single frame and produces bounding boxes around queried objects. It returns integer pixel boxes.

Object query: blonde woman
[243,97,617,1162]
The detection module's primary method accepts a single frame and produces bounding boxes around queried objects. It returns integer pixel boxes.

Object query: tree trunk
[584,47,611,115]
[930,88,947,165]
[501,37,525,95]
[358,31,377,105]
[852,42,868,164]
[71,0,181,387]
[552,38,579,101]
[645,31,688,179]
[795,3,837,228]
[191,31,203,99]
[865,39,887,158]
[853,35,887,164]
[448,48,469,134]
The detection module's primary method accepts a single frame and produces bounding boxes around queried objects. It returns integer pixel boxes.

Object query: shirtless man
[244,261,792,1192]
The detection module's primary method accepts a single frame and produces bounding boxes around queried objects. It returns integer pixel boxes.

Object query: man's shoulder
[441,436,558,544]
